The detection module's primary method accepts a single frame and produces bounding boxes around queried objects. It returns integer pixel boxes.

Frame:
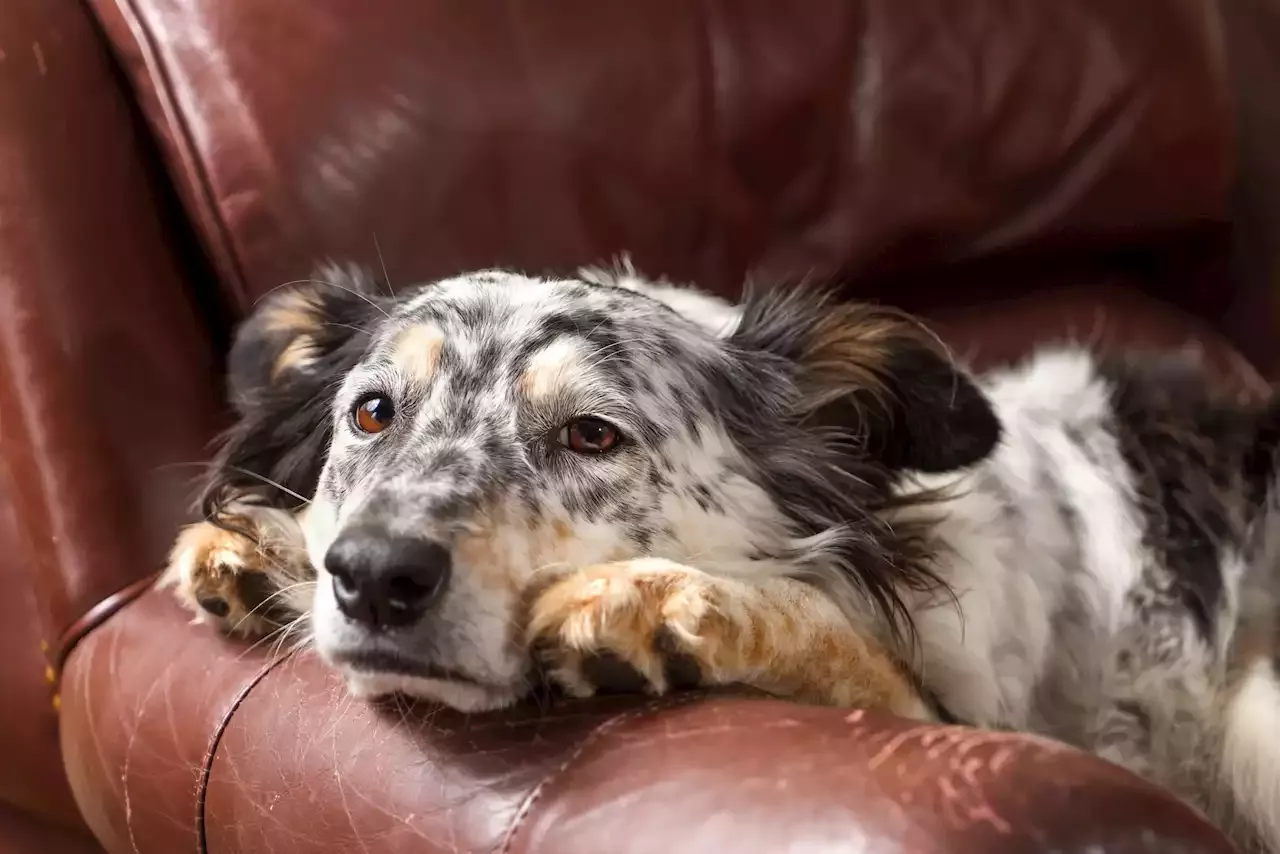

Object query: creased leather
[90,0,1231,312]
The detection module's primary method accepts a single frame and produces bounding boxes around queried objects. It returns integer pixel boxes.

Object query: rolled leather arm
[62,588,1232,853]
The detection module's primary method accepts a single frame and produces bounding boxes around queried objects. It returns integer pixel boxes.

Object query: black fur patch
[863,344,1003,474]
[1100,353,1271,638]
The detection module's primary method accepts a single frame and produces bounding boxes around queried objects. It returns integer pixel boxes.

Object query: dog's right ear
[728,286,1001,476]
[203,265,391,515]
[226,264,390,415]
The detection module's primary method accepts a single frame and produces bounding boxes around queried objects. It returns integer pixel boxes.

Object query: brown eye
[353,395,395,434]
[558,417,622,454]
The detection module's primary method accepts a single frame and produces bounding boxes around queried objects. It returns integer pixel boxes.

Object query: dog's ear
[729,288,1000,474]
[202,265,391,515]
[226,264,389,415]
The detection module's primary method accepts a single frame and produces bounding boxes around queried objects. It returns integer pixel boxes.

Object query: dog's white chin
[343,671,520,712]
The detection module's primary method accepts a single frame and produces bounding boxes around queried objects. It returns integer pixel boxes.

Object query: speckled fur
[892,347,1280,852]
[168,264,1280,851]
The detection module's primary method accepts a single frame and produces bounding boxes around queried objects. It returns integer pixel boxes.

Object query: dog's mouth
[330,648,480,686]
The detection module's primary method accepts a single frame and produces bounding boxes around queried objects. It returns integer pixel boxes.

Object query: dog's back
[1098,349,1280,852]
[906,346,1280,851]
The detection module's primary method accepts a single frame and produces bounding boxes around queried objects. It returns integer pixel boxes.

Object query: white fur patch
[1221,662,1280,851]
[343,670,518,712]
[895,350,1147,728]
[579,257,742,337]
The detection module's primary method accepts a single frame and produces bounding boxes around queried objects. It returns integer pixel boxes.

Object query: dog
[164,263,1280,851]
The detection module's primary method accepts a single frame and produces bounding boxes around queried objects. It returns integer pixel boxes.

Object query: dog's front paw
[526,558,734,698]
[160,519,284,636]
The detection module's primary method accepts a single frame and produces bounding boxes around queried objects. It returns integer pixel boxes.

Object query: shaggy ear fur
[200,265,391,518]
[730,287,1001,476]
[706,286,998,643]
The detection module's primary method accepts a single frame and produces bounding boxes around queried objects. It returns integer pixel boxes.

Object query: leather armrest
[62,588,1233,854]
[0,0,225,827]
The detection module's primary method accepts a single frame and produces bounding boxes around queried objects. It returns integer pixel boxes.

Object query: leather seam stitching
[194,650,299,854]
[496,692,708,854]
[54,571,161,675]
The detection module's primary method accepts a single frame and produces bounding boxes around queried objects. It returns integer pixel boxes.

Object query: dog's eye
[558,417,622,454]
[353,394,395,434]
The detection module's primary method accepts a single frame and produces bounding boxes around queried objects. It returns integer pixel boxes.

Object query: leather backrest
[92,0,1233,313]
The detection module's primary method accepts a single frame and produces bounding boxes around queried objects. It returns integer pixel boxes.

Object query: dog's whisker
[221,466,312,504]
[265,615,315,662]
[234,615,310,663]
[228,581,319,635]
[260,276,391,319]
[322,322,372,335]
[371,233,399,307]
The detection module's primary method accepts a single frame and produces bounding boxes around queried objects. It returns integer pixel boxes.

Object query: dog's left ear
[730,288,1001,474]
[226,263,390,415]
[200,264,392,516]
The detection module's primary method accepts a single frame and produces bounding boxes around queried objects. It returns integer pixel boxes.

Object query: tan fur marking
[263,290,323,333]
[519,338,582,402]
[453,501,537,595]
[272,335,318,379]
[456,540,518,593]
[798,304,942,418]
[160,510,312,638]
[455,502,632,597]
[258,290,326,380]
[161,519,278,636]
[551,518,572,544]
[392,324,446,381]
[527,558,931,719]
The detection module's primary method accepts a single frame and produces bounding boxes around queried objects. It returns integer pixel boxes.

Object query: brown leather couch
[3,0,1278,851]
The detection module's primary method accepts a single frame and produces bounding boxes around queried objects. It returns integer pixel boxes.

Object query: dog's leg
[527,558,932,720]
[160,501,314,637]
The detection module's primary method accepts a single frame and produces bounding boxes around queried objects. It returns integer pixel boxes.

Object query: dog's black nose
[324,531,452,629]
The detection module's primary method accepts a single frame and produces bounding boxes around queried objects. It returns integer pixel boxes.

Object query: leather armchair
[2,0,1275,850]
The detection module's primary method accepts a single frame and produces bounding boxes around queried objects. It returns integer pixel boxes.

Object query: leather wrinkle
[497,691,709,854]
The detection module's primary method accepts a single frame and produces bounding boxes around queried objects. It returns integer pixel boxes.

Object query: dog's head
[210,265,999,709]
